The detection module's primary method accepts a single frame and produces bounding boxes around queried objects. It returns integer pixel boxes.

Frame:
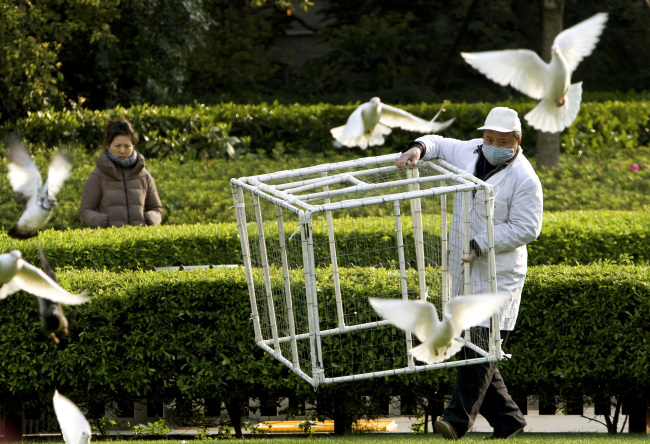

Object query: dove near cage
[230,153,504,388]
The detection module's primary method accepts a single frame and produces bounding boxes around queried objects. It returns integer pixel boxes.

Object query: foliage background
[2,0,650,123]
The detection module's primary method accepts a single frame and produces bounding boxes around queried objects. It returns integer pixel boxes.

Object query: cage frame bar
[231,155,501,388]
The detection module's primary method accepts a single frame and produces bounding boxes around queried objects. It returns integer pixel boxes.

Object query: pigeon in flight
[330,97,455,149]
[369,293,510,364]
[6,133,72,239]
[461,12,608,133]
[53,390,92,444]
[0,250,89,304]
[36,247,71,344]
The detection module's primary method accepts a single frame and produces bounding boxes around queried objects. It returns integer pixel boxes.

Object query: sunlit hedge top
[3,101,649,159]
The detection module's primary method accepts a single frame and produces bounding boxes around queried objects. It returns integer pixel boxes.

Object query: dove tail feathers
[411,343,445,364]
[525,82,582,133]
[367,124,391,148]
[330,125,345,140]
[410,340,465,365]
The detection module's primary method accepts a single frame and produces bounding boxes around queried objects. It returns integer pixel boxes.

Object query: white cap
[477,107,521,133]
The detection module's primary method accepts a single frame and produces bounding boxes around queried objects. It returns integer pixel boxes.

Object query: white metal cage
[231,153,502,388]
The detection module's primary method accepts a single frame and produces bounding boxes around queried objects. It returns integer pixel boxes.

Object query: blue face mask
[482,144,515,165]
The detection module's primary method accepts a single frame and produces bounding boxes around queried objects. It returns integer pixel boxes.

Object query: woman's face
[108,135,134,159]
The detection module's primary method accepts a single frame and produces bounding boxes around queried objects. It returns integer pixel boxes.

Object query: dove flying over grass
[6,133,72,239]
[330,97,455,149]
[461,12,608,133]
[53,390,92,444]
[369,293,510,364]
[0,250,89,304]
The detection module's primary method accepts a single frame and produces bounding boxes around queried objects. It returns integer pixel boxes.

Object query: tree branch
[580,414,607,428]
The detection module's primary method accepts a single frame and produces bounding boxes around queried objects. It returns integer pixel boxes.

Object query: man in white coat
[397,107,543,440]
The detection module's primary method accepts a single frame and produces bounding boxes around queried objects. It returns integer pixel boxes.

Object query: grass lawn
[25,434,648,443]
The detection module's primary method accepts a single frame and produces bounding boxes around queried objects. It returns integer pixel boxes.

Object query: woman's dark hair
[104,117,139,147]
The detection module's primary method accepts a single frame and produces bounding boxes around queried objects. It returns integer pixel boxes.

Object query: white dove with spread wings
[330,97,455,149]
[461,12,608,133]
[369,293,510,364]
[6,133,72,239]
[0,250,89,304]
[53,390,92,444]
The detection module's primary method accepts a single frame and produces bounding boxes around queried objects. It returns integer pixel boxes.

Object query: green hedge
[3,101,649,159]
[529,211,650,266]
[0,140,648,232]
[505,263,650,406]
[1,211,648,271]
[0,264,647,426]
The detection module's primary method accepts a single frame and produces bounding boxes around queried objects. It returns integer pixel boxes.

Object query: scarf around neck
[107,151,138,168]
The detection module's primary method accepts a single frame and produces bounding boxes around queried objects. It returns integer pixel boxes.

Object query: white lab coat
[416,135,544,330]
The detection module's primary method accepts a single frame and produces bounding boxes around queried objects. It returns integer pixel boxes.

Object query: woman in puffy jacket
[79,117,162,228]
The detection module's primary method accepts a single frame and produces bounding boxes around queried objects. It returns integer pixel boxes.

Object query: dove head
[370,97,381,108]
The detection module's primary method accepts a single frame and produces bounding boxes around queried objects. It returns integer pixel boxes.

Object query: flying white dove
[330,97,455,149]
[461,12,608,133]
[36,247,71,344]
[53,390,92,444]
[369,293,510,364]
[6,133,72,239]
[0,250,89,304]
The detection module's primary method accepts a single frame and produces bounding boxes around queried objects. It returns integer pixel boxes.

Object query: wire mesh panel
[231,153,500,388]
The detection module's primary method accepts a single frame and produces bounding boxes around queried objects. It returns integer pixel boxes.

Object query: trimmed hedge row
[2,101,649,159]
[0,139,648,231]
[505,263,650,405]
[0,264,647,427]
[1,211,648,271]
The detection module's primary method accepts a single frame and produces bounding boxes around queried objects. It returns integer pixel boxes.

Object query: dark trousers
[442,328,526,437]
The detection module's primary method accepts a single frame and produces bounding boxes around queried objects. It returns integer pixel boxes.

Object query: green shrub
[0,264,646,429]
[3,101,648,159]
[505,263,650,407]
[529,211,650,266]
[0,135,648,232]
[1,210,648,271]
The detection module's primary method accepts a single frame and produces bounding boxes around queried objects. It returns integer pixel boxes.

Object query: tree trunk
[333,400,354,435]
[627,396,650,434]
[536,0,565,168]
[224,396,245,439]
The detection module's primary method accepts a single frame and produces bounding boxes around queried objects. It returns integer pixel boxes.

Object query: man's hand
[396,147,421,169]
[460,249,478,276]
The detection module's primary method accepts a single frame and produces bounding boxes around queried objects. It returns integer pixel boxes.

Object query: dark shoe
[434,420,459,440]
[483,425,525,440]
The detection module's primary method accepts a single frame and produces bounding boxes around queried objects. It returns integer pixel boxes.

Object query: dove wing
[379,104,441,132]
[445,293,511,336]
[13,260,90,304]
[461,50,549,100]
[380,104,455,133]
[53,391,92,444]
[0,280,21,299]
[44,151,72,198]
[330,105,365,142]
[553,12,608,74]
[369,297,438,342]
[6,134,41,204]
